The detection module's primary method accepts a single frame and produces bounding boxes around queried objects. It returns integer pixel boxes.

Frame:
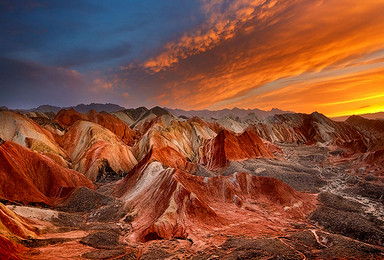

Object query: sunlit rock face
[0,202,38,260]
[0,110,70,165]
[345,115,384,150]
[133,115,217,163]
[55,109,135,146]
[200,129,274,170]
[59,120,137,181]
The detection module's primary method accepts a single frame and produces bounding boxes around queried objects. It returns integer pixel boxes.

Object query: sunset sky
[1,0,384,117]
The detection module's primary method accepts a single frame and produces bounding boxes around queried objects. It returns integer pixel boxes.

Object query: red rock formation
[188,116,224,134]
[54,109,135,145]
[118,146,196,189]
[200,130,274,170]
[54,108,86,129]
[0,110,70,162]
[115,162,315,243]
[59,120,137,181]
[0,203,38,239]
[0,141,94,206]
[115,162,222,242]
[346,115,384,137]
[142,146,196,172]
[86,110,135,145]
[365,149,384,165]
[358,149,384,176]
[134,115,217,163]
[346,115,384,151]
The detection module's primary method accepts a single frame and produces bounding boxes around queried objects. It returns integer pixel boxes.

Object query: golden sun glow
[114,0,384,117]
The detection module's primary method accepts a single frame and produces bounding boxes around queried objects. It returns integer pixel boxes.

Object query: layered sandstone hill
[134,115,217,162]
[113,106,171,129]
[0,202,38,240]
[112,107,149,126]
[115,162,315,244]
[54,108,86,128]
[200,130,275,170]
[128,146,197,177]
[0,110,70,166]
[0,141,94,205]
[248,112,368,152]
[54,108,135,145]
[59,120,138,181]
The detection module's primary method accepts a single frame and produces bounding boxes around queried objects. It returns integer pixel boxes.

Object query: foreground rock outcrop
[0,110,70,165]
[115,162,315,244]
[0,141,94,206]
[0,202,38,260]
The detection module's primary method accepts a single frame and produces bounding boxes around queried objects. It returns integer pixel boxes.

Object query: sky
[1,0,384,117]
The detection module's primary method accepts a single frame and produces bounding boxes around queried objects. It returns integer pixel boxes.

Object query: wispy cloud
[2,0,384,116]
[141,0,283,72]
[114,0,384,116]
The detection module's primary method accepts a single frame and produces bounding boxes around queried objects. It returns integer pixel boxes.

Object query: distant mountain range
[28,103,127,113]
[17,104,293,119]
[332,112,384,121]
[167,107,293,119]
[6,102,382,122]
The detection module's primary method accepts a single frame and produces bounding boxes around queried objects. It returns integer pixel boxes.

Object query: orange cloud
[116,0,384,116]
[142,0,283,72]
